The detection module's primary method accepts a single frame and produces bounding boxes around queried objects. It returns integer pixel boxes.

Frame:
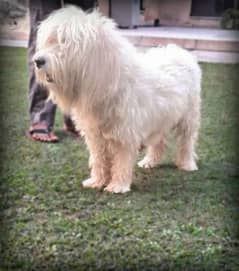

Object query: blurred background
[0,0,239,62]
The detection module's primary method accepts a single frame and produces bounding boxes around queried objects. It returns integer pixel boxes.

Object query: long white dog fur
[33,6,201,193]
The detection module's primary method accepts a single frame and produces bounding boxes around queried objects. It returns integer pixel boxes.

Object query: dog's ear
[65,12,121,103]
[76,24,121,101]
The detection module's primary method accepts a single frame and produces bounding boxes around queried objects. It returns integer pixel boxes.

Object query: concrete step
[120,26,239,53]
[1,26,239,63]
[0,39,27,48]
[192,50,239,64]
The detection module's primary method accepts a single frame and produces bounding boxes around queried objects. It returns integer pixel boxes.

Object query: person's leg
[28,1,61,142]
[28,1,95,141]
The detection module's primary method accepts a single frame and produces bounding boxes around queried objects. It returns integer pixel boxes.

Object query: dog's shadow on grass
[155,163,177,170]
[133,162,200,194]
[135,162,178,176]
[55,129,82,142]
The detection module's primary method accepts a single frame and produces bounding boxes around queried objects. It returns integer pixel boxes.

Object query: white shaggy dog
[33,6,201,193]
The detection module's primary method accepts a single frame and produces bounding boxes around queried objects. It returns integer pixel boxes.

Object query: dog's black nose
[35,58,45,68]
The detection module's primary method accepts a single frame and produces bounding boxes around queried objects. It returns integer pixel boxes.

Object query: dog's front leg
[104,143,137,194]
[82,133,110,190]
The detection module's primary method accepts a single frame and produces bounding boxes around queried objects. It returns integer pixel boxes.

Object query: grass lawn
[0,47,239,271]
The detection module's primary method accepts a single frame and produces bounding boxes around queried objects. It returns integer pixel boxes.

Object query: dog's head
[33,6,89,91]
[33,5,120,112]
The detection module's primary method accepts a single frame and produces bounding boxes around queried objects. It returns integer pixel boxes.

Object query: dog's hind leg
[175,107,200,171]
[138,136,166,169]
[104,143,137,193]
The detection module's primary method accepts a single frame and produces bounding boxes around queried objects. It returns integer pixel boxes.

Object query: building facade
[99,0,239,28]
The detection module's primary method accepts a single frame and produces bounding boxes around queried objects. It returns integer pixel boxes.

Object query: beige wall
[98,0,110,16]
[98,0,192,25]
[99,0,220,28]
[144,0,191,25]
[0,0,221,41]
[143,0,220,27]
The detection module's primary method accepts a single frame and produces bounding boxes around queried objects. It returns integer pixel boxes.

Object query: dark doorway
[191,0,237,17]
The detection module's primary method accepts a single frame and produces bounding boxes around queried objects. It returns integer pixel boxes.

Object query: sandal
[26,123,59,143]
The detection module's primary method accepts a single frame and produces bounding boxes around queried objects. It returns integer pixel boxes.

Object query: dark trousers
[28,0,61,129]
[28,0,95,130]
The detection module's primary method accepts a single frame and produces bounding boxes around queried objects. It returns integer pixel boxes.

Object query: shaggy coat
[34,6,201,193]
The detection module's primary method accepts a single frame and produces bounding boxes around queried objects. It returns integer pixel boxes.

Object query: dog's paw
[137,157,158,169]
[104,183,131,194]
[82,178,105,189]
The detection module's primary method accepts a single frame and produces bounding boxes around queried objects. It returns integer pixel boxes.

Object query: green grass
[0,47,239,271]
